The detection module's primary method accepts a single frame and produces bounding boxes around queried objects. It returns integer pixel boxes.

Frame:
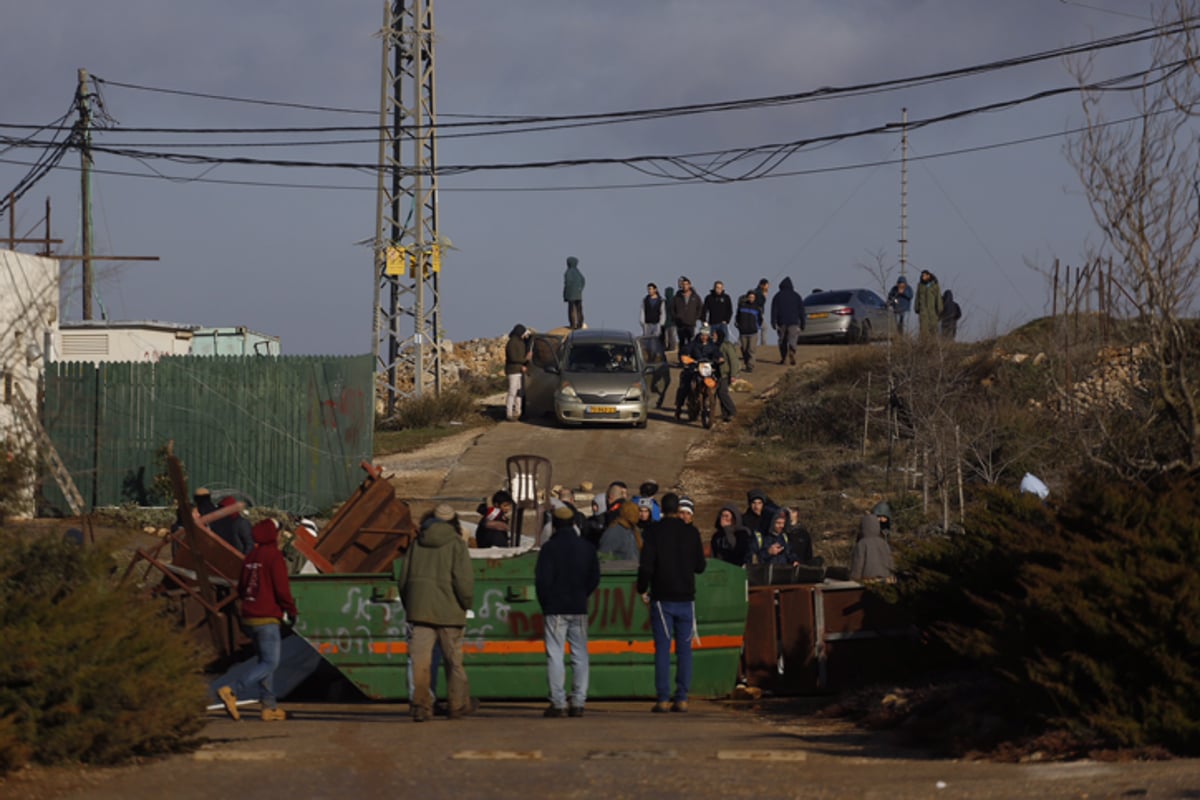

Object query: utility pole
[899,107,908,278]
[77,68,94,320]
[58,70,159,319]
[373,0,442,414]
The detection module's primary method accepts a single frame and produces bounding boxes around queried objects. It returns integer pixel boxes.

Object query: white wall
[0,249,59,517]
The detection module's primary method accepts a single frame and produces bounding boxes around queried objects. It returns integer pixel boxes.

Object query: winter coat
[505,325,529,375]
[887,278,913,313]
[742,488,779,536]
[735,300,761,335]
[398,517,474,626]
[598,521,639,561]
[536,524,600,615]
[719,338,740,381]
[701,291,733,326]
[770,277,806,329]
[849,514,894,581]
[238,522,297,620]
[939,290,962,336]
[640,294,665,326]
[755,510,798,565]
[637,516,707,602]
[710,504,753,566]
[785,522,815,564]
[671,290,703,327]
[914,274,944,319]
[563,258,585,302]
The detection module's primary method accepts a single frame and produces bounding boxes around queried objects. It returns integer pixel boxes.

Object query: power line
[2,59,1171,186]
[77,20,1185,140]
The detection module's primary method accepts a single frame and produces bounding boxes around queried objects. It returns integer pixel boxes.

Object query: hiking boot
[543,705,567,718]
[671,700,689,713]
[411,708,431,723]
[448,697,480,719]
[568,705,585,718]
[651,701,671,714]
[260,707,287,722]
[217,686,240,721]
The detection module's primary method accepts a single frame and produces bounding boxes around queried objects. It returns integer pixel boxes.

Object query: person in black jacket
[770,277,806,365]
[536,505,601,718]
[700,281,733,341]
[637,493,707,713]
[710,504,753,566]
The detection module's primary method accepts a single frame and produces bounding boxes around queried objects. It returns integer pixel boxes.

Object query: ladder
[10,382,85,516]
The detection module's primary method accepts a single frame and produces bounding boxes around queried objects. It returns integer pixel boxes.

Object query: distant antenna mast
[373,0,442,414]
[899,107,908,276]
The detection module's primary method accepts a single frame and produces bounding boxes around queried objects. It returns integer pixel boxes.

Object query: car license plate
[586,406,617,414]
[807,312,829,319]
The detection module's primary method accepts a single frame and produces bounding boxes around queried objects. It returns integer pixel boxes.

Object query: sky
[0,1,1164,355]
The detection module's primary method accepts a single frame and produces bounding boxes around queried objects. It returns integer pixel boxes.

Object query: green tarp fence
[41,354,374,515]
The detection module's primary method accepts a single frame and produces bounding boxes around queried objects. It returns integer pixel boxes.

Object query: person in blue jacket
[887,275,914,335]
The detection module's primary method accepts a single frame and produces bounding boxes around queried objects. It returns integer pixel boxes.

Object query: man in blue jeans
[536,504,601,717]
[216,518,297,722]
[637,493,707,713]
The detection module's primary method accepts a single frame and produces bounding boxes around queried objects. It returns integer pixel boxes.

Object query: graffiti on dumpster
[505,583,649,640]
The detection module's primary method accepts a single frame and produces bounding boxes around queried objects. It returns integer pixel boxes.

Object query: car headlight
[558,382,579,400]
[624,382,644,401]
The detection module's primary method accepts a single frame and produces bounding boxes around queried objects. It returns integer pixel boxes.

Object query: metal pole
[77,68,94,321]
[899,108,908,278]
[7,192,13,249]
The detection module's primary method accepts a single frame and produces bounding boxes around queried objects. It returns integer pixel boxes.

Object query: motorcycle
[678,355,718,429]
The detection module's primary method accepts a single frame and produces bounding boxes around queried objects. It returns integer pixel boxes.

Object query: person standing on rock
[638,493,707,714]
[536,504,601,718]
[504,324,531,421]
[564,256,586,330]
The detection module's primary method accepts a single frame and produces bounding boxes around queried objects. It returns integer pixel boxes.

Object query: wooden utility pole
[55,70,159,317]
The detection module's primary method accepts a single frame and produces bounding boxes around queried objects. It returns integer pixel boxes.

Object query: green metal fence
[42,354,374,515]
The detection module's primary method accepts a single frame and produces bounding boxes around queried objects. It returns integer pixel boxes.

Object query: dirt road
[9,700,1197,800]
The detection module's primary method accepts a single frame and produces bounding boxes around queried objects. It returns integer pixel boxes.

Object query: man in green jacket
[914,269,944,339]
[563,256,586,330]
[398,505,475,722]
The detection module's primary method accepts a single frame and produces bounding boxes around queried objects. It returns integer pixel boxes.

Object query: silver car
[797,289,890,344]
[525,329,654,427]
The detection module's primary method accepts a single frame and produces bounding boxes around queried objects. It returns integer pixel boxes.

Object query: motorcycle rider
[674,326,723,420]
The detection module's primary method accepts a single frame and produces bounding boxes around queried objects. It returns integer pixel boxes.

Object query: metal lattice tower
[373,0,442,413]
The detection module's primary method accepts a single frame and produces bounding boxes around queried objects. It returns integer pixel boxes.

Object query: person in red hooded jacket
[215,518,298,722]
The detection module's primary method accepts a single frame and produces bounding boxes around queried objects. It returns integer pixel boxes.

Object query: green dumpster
[290,553,748,700]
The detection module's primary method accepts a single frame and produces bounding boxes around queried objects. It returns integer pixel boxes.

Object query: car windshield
[566,342,638,373]
[807,291,852,305]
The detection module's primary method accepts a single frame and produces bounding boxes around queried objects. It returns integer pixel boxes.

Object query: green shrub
[0,532,207,773]
[752,374,861,446]
[891,473,1200,753]
[379,383,495,431]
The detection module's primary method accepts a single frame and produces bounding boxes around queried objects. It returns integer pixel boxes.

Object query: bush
[752,374,862,446]
[379,382,495,431]
[0,532,207,773]
[891,472,1200,754]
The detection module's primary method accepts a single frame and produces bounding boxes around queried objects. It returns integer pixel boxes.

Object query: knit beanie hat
[433,504,456,521]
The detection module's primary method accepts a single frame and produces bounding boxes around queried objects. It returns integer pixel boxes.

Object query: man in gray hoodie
[849,510,894,581]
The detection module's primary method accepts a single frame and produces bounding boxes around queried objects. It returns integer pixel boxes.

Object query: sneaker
[260,707,287,722]
[217,686,240,721]
[671,700,689,713]
[543,706,567,718]
[651,701,671,714]
[568,705,585,718]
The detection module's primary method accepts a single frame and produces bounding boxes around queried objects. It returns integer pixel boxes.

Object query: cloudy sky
[0,1,1161,354]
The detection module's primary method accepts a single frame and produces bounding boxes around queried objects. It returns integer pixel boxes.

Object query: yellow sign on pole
[430,244,442,273]
[385,246,407,276]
